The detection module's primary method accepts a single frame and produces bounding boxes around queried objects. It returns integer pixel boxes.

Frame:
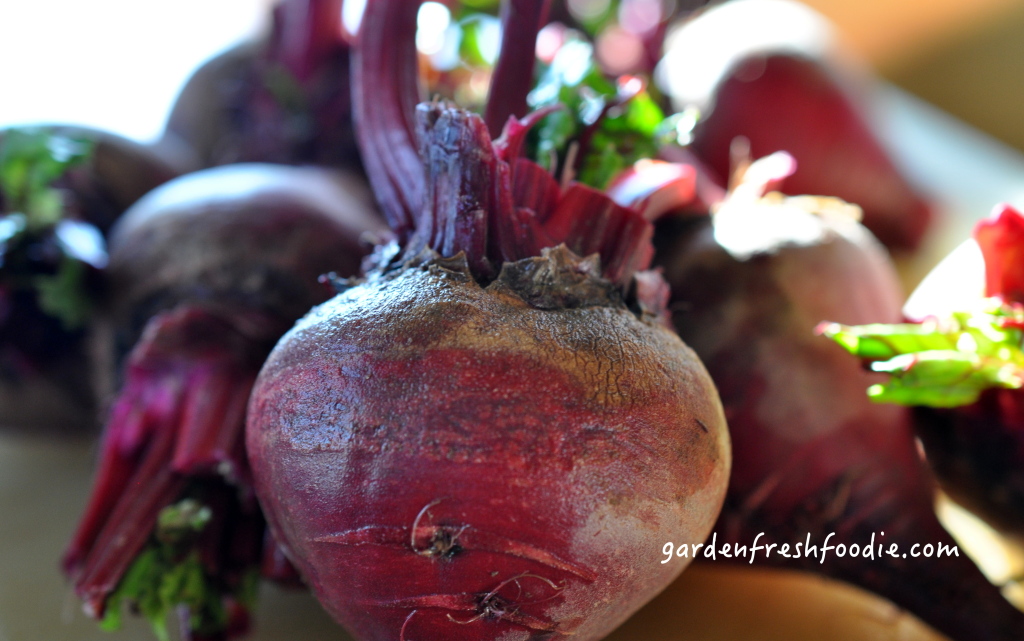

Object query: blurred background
[1,0,1023,149]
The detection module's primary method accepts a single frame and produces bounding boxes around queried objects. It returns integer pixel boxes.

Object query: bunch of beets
[3,0,1022,640]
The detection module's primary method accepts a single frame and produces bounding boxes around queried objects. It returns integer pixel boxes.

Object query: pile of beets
[4,0,1023,639]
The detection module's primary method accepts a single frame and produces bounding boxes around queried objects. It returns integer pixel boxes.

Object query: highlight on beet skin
[62,164,385,641]
[244,1,730,640]
[823,203,1024,539]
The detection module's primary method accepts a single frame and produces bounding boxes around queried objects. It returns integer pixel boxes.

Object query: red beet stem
[351,0,424,239]
[413,105,504,278]
[269,0,347,83]
[75,420,186,616]
[974,203,1024,303]
[357,0,655,288]
[65,307,267,626]
[483,0,552,139]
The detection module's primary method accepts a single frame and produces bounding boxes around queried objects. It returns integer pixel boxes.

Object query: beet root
[243,1,729,637]
[246,247,730,641]
[654,189,1024,640]
[159,0,358,171]
[658,0,934,251]
[64,163,385,638]
[914,392,1024,537]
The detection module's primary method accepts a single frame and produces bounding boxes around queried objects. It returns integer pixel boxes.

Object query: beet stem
[271,0,346,82]
[483,0,552,140]
[352,0,424,239]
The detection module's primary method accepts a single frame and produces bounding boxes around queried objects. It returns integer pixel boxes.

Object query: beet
[653,167,1024,640]
[0,125,176,432]
[828,205,1024,538]
[159,0,358,171]
[245,2,730,639]
[63,163,385,639]
[658,0,934,251]
[907,237,1024,536]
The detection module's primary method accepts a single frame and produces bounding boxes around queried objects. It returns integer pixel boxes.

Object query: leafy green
[100,499,232,641]
[567,0,619,35]
[819,301,1024,407]
[457,14,501,67]
[0,128,92,231]
[526,39,670,189]
[33,256,92,330]
[457,0,500,9]
[263,65,309,116]
[0,128,101,328]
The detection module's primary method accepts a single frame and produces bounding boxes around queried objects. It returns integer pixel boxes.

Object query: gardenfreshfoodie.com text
[661,532,960,565]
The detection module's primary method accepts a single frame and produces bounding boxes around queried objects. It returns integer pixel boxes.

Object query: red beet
[245,2,730,639]
[832,204,1024,537]
[910,212,1024,537]
[64,163,385,639]
[159,0,358,171]
[0,125,176,432]
[658,0,934,251]
[652,164,1024,640]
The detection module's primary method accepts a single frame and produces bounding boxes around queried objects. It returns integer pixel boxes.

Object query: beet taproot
[245,1,730,639]
[652,162,1024,640]
[64,163,384,639]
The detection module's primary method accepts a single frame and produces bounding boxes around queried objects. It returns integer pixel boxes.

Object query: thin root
[410,499,444,554]
[399,609,418,641]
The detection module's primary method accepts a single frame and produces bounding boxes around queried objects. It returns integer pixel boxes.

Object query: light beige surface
[797,0,1021,70]
[607,564,949,641]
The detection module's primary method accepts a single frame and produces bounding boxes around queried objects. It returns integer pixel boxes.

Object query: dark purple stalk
[484,0,552,139]
[269,0,346,83]
[355,0,652,288]
[351,0,424,239]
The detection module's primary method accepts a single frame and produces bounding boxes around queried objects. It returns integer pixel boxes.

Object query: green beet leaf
[819,301,1024,407]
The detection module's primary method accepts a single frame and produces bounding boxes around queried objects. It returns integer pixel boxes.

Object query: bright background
[2,0,1024,148]
[0,0,274,141]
